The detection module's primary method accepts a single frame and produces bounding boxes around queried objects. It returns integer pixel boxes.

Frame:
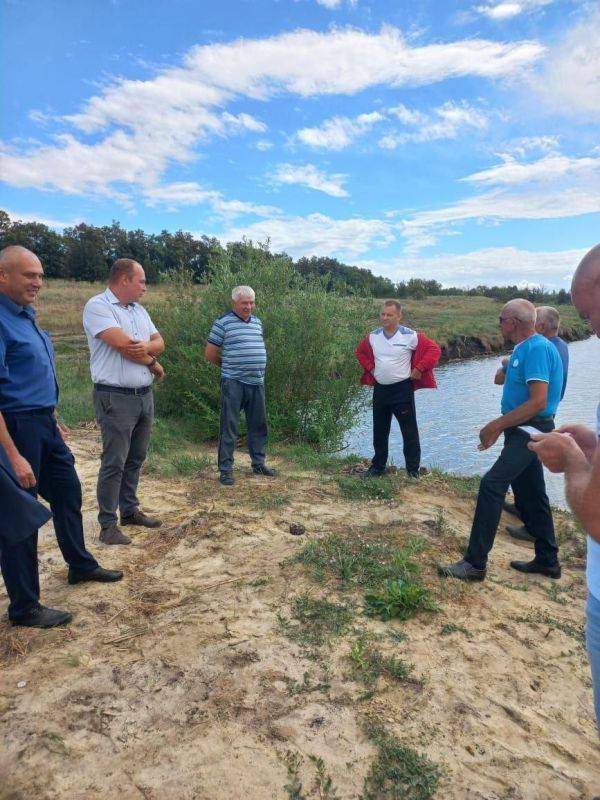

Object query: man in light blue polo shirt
[205,285,274,486]
[83,259,165,544]
[439,298,563,582]
[530,243,600,732]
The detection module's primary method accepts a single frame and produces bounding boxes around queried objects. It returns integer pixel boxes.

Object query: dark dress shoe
[252,464,276,477]
[68,566,124,585]
[220,472,234,486]
[503,501,522,520]
[100,525,131,545]
[11,605,72,628]
[506,524,535,544]
[510,559,561,579]
[362,466,384,478]
[121,510,162,528]
[437,558,486,582]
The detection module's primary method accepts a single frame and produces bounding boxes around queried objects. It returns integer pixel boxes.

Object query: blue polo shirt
[0,292,58,412]
[207,312,267,385]
[501,333,562,418]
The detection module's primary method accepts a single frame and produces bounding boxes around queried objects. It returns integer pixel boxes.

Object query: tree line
[0,210,570,303]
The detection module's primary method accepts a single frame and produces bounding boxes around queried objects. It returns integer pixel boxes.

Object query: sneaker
[11,605,72,628]
[252,464,276,477]
[437,558,486,582]
[502,501,522,521]
[506,524,535,544]
[68,566,124,585]
[220,472,234,486]
[121,510,162,528]
[362,466,384,478]
[99,525,131,545]
[510,559,561,579]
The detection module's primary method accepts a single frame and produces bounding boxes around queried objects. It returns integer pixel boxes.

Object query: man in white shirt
[83,259,165,544]
[529,243,600,732]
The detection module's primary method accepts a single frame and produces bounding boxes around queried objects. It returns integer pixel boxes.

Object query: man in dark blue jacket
[0,245,122,628]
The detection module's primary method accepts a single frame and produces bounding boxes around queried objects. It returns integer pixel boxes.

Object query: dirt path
[1,430,598,800]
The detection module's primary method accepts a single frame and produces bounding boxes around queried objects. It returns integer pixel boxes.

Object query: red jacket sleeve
[413,332,441,373]
[355,334,374,372]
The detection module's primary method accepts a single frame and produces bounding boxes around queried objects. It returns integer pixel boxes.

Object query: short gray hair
[232,285,255,302]
[503,298,536,326]
[536,305,560,332]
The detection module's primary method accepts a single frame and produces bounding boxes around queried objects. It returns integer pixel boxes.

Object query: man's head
[499,298,536,344]
[571,244,600,337]
[232,285,255,320]
[380,300,402,331]
[108,259,146,305]
[0,245,44,306]
[535,306,560,338]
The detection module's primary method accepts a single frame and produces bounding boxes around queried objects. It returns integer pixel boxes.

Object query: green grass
[512,609,585,643]
[364,577,438,621]
[281,751,341,800]
[257,492,292,509]
[439,623,473,640]
[350,635,417,687]
[360,721,441,800]
[278,594,355,648]
[337,475,398,501]
[427,468,480,498]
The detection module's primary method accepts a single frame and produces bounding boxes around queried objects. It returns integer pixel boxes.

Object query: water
[345,336,600,509]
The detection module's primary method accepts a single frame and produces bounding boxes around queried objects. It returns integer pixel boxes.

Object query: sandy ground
[0,430,598,800]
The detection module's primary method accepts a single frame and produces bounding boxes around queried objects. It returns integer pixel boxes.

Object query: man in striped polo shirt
[205,286,275,486]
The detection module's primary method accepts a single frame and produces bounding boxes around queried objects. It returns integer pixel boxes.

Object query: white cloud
[2,208,83,231]
[217,212,396,258]
[534,7,600,120]
[379,101,488,149]
[142,181,280,216]
[271,163,349,197]
[463,152,600,186]
[475,0,552,20]
[297,112,384,150]
[0,26,543,204]
[255,139,274,151]
[315,0,356,7]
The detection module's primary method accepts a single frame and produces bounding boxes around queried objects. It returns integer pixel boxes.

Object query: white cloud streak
[297,112,384,150]
[475,0,552,20]
[271,163,349,197]
[379,101,488,149]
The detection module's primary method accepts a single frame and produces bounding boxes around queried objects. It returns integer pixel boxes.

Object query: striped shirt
[207,312,267,385]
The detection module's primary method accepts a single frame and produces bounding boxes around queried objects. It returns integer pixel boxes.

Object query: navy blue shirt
[548,335,569,400]
[0,292,58,412]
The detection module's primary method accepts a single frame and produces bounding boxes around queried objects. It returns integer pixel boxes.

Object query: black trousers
[465,424,558,571]
[0,410,98,620]
[371,379,420,473]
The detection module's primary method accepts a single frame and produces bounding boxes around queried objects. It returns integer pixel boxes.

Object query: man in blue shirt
[205,285,274,486]
[529,243,600,732]
[438,298,563,582]
[0,246,122,628]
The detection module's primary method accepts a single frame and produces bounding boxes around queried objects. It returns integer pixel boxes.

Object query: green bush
[154,244,371,447]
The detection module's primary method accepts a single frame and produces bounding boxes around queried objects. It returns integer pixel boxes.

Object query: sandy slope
[0,430,598,800]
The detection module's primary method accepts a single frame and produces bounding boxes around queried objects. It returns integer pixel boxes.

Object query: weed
[307,755,341,800]
[364,578,438,621]
[513,610,585,643]
[386,629,407,644]
[439,623,473,640]
[279,594,354,648]
[350,636,417,687]
[282,751,306,800]
[281,751,341,800]
[284,671,330,697]
[258,492,292,510]
[171,453,211,476]
[426,468,480,498]
[488,578,531,592]
[337,476,396,501]
[58,653,81,667]
[537,581,570,606]
[361,721,441,800]
[249,576,271,587]
[294,532,427,591]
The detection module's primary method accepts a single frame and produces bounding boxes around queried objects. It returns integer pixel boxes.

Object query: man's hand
[501,357,509,367]
[410,367,422,380]
[122,339,149,358]
[150,361,165,383]
[10,453,36,489]
[556,424,598,464]
[57,422,70,442]
[478,420,502,451]
[528,431,589,473]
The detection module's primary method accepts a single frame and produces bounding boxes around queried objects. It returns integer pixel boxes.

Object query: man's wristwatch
[148,356,157,368]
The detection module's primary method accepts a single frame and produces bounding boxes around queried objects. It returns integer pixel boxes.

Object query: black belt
[2,406,55,416]
[94,383,151,396]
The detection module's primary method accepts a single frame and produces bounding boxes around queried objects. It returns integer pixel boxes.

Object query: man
[83,259,165,544]
[529,243,600,731]
[0,246,122,627]
[205,285,274,486]
[438,298,563,582]
[0,439,72,627]
[355,300,441,478]
[500,305,570,543]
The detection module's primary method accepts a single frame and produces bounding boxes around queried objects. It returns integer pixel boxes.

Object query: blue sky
[1,0,599,287]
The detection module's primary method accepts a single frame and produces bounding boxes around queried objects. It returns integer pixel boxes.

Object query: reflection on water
[344,336,599,509]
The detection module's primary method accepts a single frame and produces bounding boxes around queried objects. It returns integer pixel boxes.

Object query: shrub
[154,244,372,447]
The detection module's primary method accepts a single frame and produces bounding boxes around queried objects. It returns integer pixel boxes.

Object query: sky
[1,0,599,288]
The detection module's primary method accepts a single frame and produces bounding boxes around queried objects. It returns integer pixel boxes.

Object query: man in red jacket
[355,300,441,478]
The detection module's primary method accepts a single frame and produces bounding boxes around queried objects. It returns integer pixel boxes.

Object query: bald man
[0,246,122,627]
[438,298,563,582]
[529,243,600,731]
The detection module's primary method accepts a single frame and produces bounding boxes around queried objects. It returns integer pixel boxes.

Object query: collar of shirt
[104,287,136,309]
[0,291,36,320]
